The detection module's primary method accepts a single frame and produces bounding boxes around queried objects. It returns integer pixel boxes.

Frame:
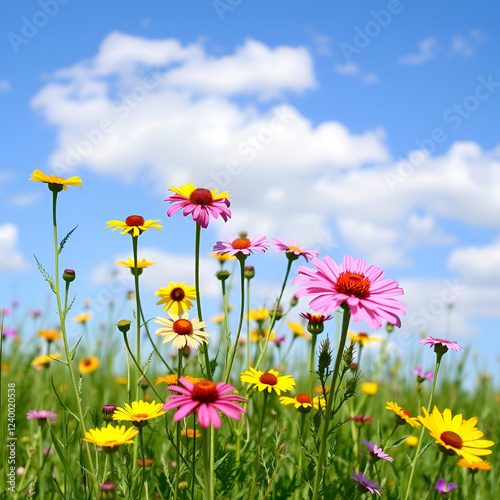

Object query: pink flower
[351,471,381,497]
[1,328,17,338]
[294,255,405,329]
[412,365,434,382]
[26,410,58,425]
[165,183,231,228]
[362,440,393,462]
[163,378,247,428]
[272,238,319,262]
[213,236,269,258]
[419,337,462,352]
[435,479,458,495]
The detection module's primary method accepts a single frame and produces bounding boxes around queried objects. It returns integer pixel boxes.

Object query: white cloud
[399,36,437,65]
[0,224,29,272]
[8,192,42,207]
[305,27,333,57]
[0,80,11,93]
[451,30,482,57]
[363,73,379,85]
[335,62,359,75]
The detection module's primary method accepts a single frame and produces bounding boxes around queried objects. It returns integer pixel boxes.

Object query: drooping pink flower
[351,471,381,497]
[165,183,231,228]
[272,238,319,262]
[163,378,247,428]
[419,337,462,352]
[294,255,405,329]
[362,440,394,462]
[213,236,269,258]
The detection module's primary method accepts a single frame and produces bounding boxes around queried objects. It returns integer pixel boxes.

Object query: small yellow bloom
[84,424,138,449]
[405,436,419,447]
[386,401,421,428]
[348,332,378,346]
[210,252,236,263]
[72,312,93,324]
[1,363,8,371]
[181,428,202,438]
[38,330,62,342]
[31,353,62,370]
[247,308,270,322]
[106,216,162,237]
[156,374,202,385]
[457,458,492,470]
[155,282,197,315]
[30,169,82,191]
[113,400,166,424]
[116,258,156,269]
[287,321,311,340]
[211,313,226,324]
[280,393,326,413]
[79,356,99,374]
[240,367,296,395]
[361,382,378,396]
[250,328,276,343]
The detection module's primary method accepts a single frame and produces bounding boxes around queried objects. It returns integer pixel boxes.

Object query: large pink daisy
[419,337,462,352]
[165,183,231,228]
[293,255,405,329]
[213,236,269,257]
[272,238,318,262]
[163,378,247,428]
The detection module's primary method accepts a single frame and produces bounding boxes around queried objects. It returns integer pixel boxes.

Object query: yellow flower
[211,313,226,324]
[287,321,311,340]
[155,374,203,386]
[386,401,421,428]
[106,216,162,237]
[280,393,326,413]
[113,400,166,425]
[210,252,236,263]
[155,312,209,350]
[30,169,82,191]
[250,328,276,343]
[348,332,378,346]
[116,258,156,269]
[247,308,270,322]
[361,382,378,396]
[181,428,202,438]
[116,376,128,385]
[83,424,138,449]
[418,406,494,463]
[405,436,419,447]
[79,356,99,374]
[72,312,93,324]
[240,367,296,395]
[31,353,61,370]
[457,458,492,470]
[155,282,197,315]
[38,330,62,342]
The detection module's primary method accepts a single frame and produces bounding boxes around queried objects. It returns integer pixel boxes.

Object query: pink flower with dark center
[213,236,269,258]
[351,470,381,497]
[272,238,319,262]
[163,378,247,428]
[294,255,405,329]
[362,440,394,462]
[419,337,462,352]
[165,183,231,228]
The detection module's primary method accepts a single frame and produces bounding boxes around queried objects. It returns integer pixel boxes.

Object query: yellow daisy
[83,424,138,450]
[348,332,379,346]
[106,216,162,237]
[79,356,99,374]
[279,393,326,413]
[155,282,197,315]
[247,308,270,322]
[457,458,492,470]
[210,252,236,263]
[361,382,378,396]
[113,400,166,426]
[418,406,494,463]
[250,328,276,343]
[287,321,311,340]
[240,367,296,395]
[386,401,421,428]
[30,169,82,191]
[116,258,156,269]
[155,312,209,350]
[116,376,128,385]
[38,330,62,342]
[155,374,203,386]
[72,312,93,324]
[31,353,62,370]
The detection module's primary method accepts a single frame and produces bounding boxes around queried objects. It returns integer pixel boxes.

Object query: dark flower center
[259,373,278,386]
[84,359,92,366]
[232,237,251,249]
[358,333,368,339]
[441,431,463,449]
[125,215,145,227]
[170,287,186,301]
[189,188,213,205]
[335,272,370,299]
[173,319,193,335]
[296,394,311,404]
[191,381,218,403]
[135,413,148,419]
[402,409,411,418]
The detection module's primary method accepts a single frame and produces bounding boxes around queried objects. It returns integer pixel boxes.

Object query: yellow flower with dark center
[348,332,378,346]
[116,258,156,269]
[280,393,326,412]
[418,406,494,463]
[240,367,296,395]
[83,424,138,450]
[106,216,162,237]
[247,308,270,322]
[386,401,421,428]
[361,382,378,396]
[457,458,492,470]
[156,374,203,385]
[287,321,311,340]
[38,330,62,342]
[79,356,99,374]
[155,312,209,350]
[155,282,196,315]
[30,169,82,191]
[113,400,166,425]
[31,353,62,370]
[72,312,93,324]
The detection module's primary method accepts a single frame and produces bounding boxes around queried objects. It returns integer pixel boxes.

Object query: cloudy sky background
[1,1,499,381]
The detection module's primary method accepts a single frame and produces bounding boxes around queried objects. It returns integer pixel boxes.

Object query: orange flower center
[126,215,145,227]
[170,287,186,301]
[173,319,193,335]
[104,440,117,447]
[232,237,251,249]
[84,359,92,366]
[296,394,311,404]
[135,413,149,419]
[287,245,301,253]
[191,381,219,403]
[189,188,213,205]
[358,333,368,339]
[259,373,278,386]
[401,409,411,418]
[335,272,370,298]
[440,431,463,449]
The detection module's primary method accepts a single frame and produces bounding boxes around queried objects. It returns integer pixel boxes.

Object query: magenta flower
[349,415,374,426]
[412,365,434,382]
[213,236,269,258]
[163,378,247,428]
[351,470,381,497]
[272,238,319,262]
[419,337,462,352]
[362,440,394,463]
[1,328,17,338]
[165,183,231,228]
[294,255,405,329]
[435,479,458,496]
[0,307,11,317]
[26,410,58,425]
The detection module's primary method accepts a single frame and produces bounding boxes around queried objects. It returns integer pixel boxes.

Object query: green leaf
[62,295,76,321]
[389,435,410,448]
[47,424,75,496]
[70,334,84,361]
[51,375,80,421]
[34,254,57,294]
[58,225,78,253]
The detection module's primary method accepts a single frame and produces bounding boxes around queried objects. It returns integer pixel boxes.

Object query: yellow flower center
[259,373,278,386]
[287,245,302,253]
[104,440,117,447]
[189,188,213,205]
[335,272,370,299]
[170,287,186,301]
[125,215,145,226]
[296,394,311,404]
[173,319,193,335]
[441,431,463,449]
[191,381,218,403]
[232,237,251,249]
[135,413,149,419]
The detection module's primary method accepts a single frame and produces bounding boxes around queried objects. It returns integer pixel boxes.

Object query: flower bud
[63,269,76,283]
[386,322,394,333]
[117,320,131,334]
[216,270,231,281]
[289,294,299,308]
[102,405,116,423]
[244,265,255,279]
[99,481,116,500]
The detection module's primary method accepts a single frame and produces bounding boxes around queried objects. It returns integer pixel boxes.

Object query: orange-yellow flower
[79,356,99,374]
[30,169,82,191]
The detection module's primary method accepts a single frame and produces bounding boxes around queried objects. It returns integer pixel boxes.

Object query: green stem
[298,412,306,470]
[138,427,146,500]
[246,277,251,369]
[141,308,174,374]
[424,453,448,500]
[132,235,141,402]
[309,334,318,403]
[249,392,269,500]
[195,223,212,380]
[202,426,214,500]
[191,417,197,500]
[109,451,116,487]
[311,307,351,500]
[175,354,183,500]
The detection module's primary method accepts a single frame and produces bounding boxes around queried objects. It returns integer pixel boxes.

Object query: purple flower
[435,479,458,497]
[1,328,16,338]
[351,470,381,497]
[419,337,462,353]
[26,410,58,425]
[273,335,286,347]
[412,365,434,383]
[213,236,269,258]
[362,440,394,462]
[272,238,319,262]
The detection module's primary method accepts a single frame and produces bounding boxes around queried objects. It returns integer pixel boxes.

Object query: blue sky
[1,0,500,380]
